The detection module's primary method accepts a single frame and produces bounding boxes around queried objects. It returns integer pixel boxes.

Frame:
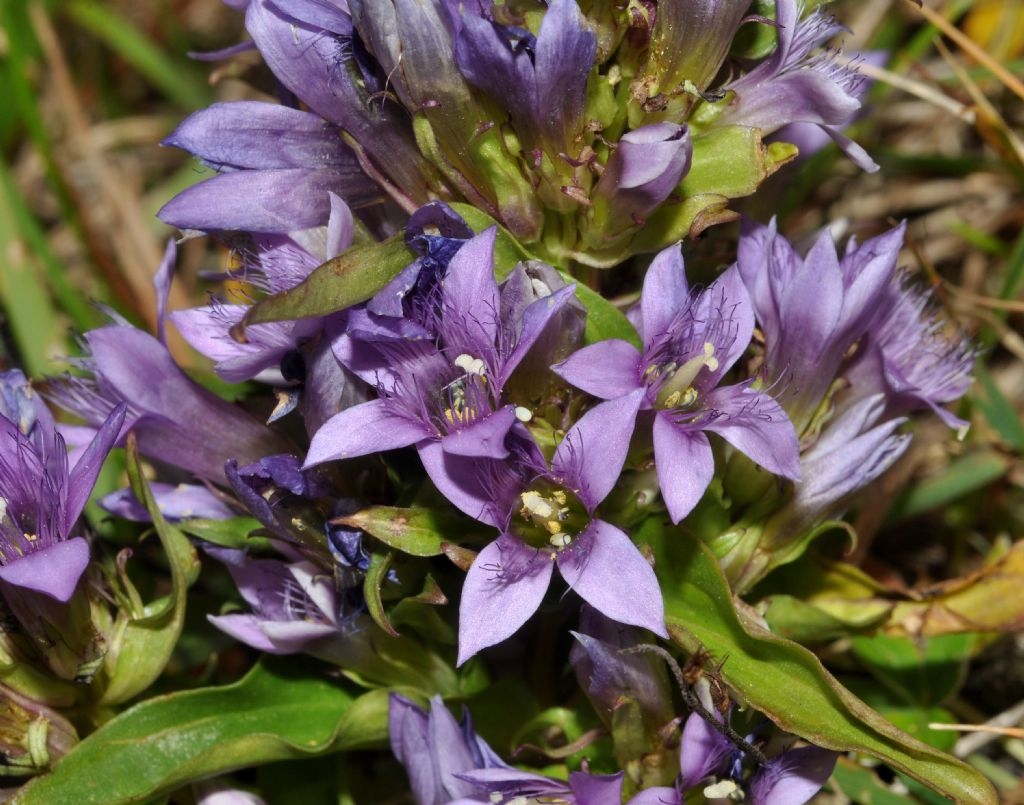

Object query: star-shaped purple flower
[304,228,575,483]
[554,244,799,522]
[450,392,666,665]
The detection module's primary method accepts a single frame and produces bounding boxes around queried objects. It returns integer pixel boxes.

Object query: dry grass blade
[905,0,1024,103]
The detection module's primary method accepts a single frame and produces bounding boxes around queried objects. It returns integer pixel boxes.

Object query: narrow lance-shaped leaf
[236,235,416,332]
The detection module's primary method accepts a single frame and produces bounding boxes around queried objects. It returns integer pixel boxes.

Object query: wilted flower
[556,244,799,521]
[0,683,78,776]
[389,694,624,805]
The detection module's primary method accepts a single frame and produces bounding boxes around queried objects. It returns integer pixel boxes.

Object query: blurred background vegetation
[1,0,1023,800]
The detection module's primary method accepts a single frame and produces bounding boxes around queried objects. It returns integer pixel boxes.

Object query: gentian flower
[736,217,906,433]
[555,244,799,522]
[451,393,666,665]
[453,0,596,159]
[99,483,234,523]
[304,229,575,480]
[843,273,974,431]
[49,325,291,484]
[628,711,838,805]
[0,371,125,602]
[717,0,878,171]
[389,694,624,805]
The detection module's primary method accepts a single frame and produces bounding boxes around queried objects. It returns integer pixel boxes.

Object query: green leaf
[448,203,534,277]
[15,659,386,805]
[850,634,973,708]
[241,235,415,328]
[649,527,997,804]
[98,436,200,706]
[886,451,1009,523]
[570,281,642,348]
[364,551,399,637]
[830,756,930,805]
[972,364,1024,450]
[337,506,467,557]
[177,517,269,551]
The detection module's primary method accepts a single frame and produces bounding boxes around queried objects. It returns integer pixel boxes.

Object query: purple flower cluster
[158,0,877,261]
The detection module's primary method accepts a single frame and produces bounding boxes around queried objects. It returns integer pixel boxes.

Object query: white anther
[549,533,572,549]
[514,406,533,422]
[0,498,7,521]
[489,793,504,804]
[521,491,554,519]
[529,278,552,298]
[454,354,487,375]
[703,780,740,799]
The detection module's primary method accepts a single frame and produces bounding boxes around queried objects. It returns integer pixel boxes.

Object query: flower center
[438,355,490,430]
[649,341,719,410]
[510,480,589,554]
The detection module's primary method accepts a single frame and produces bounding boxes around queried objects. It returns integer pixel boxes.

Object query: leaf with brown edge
[232,235,415,337]
[643,519,997,805]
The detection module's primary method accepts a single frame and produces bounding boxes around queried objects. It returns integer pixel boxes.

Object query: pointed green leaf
[240,235,415,328]
[337,506,470,557]
[648,525,997,804]
[15,659,386,805]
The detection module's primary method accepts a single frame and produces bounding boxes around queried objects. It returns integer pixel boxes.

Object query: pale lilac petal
[158,168,372,234]
[654,415,714,523]
[552,340,643,401]
[418,441,504,527]
[457,536,554,665]
[701,384,800,480]
[641,244,689,344]
[749,746,838,805]
[304,400,427,466]
[568,771,624,803]
[163,101,350,171]
[100,483,235,522]
[65,403,127,531]
[557,520,666,637]
[700,265,755,378]
[441,405,516,459]
[325,192,354,260]
[154,238,176,344]
[679,711,732,788]
[627,787,680,805]
[552,390,644,509]
[389,695,440,805]
[0,537,90,603]
[441,228,501,360]
[498,284,577,387]
[260,620,339,652]
[208,613,282,654]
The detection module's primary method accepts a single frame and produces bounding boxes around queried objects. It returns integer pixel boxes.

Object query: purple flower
[590,124,692,242]
[304,228,575,478]
[843,273,974,431]
[718,0,877,171]
[627,712,837,805]
[208,552,346,655]
[555,244,799,522]
[99,483,234,522]
[454,0,596,156]
[49,325,292,484]
[0,371,125,602]
[452,393,666,665]
[389,694,624,805]
[736,218,906,433]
